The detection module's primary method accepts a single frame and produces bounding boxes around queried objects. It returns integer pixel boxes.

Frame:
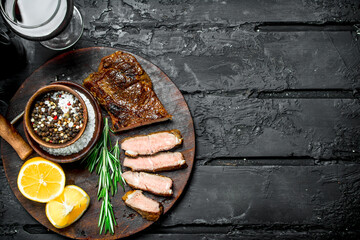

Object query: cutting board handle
[0,114,33,160]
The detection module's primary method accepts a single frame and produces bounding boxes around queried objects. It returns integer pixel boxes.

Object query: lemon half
[17,157,66,203]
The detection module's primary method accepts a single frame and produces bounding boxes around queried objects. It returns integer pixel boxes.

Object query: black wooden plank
[258,90,357,99]
[3,229,358,240]
[79,1,360,92]
[81,30,360,91]
[256,23,358,32]
[3,226,358,240]
[161,165,360,230]
[81,0,360,25]
[202,157,316,166]
[1,164,360,239]
[0,226,64,240]
[187,96,360,159]
[2,32,359,100]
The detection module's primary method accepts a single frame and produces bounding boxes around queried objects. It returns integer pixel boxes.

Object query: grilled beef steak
[122,190,163,221]
[123,152,186,172]
[98,50,146,75]
[122,171,173,197]
[83,51,172,132]
[121,129,183,157]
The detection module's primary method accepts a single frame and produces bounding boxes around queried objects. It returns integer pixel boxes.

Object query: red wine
[0,0,73,41]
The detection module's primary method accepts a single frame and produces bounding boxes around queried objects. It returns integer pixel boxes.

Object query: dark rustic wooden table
[1,1,360,239]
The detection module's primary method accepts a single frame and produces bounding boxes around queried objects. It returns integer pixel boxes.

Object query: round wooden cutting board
[1,47,195,239]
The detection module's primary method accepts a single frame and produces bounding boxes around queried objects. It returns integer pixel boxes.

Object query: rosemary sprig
[83,118,126,235]
[110,140,126,194]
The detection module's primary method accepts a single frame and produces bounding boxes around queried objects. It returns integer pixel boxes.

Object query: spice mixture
[41,91,95,156]
[31,91,84,144]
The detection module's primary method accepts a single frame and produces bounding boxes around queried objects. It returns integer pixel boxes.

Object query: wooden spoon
[0,114,33,160]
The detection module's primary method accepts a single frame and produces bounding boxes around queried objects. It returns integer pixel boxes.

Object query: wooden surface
[1,0,360,239]
[1,47,195,239]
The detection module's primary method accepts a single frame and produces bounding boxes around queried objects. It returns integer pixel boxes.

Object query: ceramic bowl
[24,84,88,149]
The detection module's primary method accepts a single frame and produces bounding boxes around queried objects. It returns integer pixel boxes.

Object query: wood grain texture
[161,165,360,228]
[186,95,360,159]
[1,47,195,239]
[81,0,360,26]
[84,30,360,91]
[2,24,360,103]
[2,1,359,103]
[2,164,360,239]
[78,1,360,92]
[1,0,360,239]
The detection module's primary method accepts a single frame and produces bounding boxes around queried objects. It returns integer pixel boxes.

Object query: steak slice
[121,129,183,157]
[122,171,173,197]
[122,190,163,221]
[123,152,186,172]
[83,51,172,132]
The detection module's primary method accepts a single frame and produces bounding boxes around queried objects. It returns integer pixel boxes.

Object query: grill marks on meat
[121,129,183,157]
[122,190,163,221]
[83,51,172,132]
[98,51,143,74]
[122,171,173,197]
[123,152,186,172]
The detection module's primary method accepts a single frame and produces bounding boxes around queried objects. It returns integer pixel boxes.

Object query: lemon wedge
[46,185,90,228]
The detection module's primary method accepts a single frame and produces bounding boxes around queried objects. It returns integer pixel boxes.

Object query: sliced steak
[121,129,183,157]
[123,152,186,172]
[122,190,163,221]
[122,171,173,197]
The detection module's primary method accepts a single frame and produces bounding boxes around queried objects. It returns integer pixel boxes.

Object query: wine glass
[0,0,83,50]
[0,27,25,70]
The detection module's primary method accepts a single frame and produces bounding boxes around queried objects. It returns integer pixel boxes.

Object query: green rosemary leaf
[110,204,116,222]
[99,213,105,234]
[107,152,115,173]
[98,199,105,226]
[109,214,114,233]
[104,192,109,218]
[84,118,126,235]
